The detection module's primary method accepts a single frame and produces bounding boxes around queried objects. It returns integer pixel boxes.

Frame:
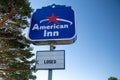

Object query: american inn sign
[28,4,76,45]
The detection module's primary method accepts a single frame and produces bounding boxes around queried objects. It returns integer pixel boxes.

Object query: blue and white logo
[28,4,76,42]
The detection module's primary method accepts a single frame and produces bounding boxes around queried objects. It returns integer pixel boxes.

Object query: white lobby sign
[35,50,65,70]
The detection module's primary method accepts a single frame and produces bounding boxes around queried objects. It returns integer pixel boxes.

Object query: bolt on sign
[35,50,65,70]
[28,4,77,45]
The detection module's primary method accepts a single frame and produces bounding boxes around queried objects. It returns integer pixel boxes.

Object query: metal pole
[48,69,52,80]
[48,44,54,80]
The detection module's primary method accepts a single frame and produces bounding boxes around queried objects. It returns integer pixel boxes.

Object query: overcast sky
[29,0,120,80]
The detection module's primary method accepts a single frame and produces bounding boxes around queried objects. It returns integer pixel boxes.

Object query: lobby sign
[35,50,65,70]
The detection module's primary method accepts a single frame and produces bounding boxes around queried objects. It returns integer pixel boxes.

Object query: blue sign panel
[28,4,76,43]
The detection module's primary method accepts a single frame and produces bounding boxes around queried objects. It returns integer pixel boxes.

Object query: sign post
[32,4,76,80]
[48,69,52,80]
[48,44,54,80]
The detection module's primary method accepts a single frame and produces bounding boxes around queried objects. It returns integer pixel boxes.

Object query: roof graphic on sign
[40,13,73,25]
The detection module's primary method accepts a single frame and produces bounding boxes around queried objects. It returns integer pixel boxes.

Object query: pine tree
[108,77,118,80]
[0,0,36,80]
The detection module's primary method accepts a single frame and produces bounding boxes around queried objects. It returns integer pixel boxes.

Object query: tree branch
[0,9,15,28]
[0,37,16,40]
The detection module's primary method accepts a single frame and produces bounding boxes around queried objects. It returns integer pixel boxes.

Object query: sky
[28,0,120,80]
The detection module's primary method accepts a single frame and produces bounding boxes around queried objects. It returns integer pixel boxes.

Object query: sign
[28,4,76,45]
[35,50,65,70]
